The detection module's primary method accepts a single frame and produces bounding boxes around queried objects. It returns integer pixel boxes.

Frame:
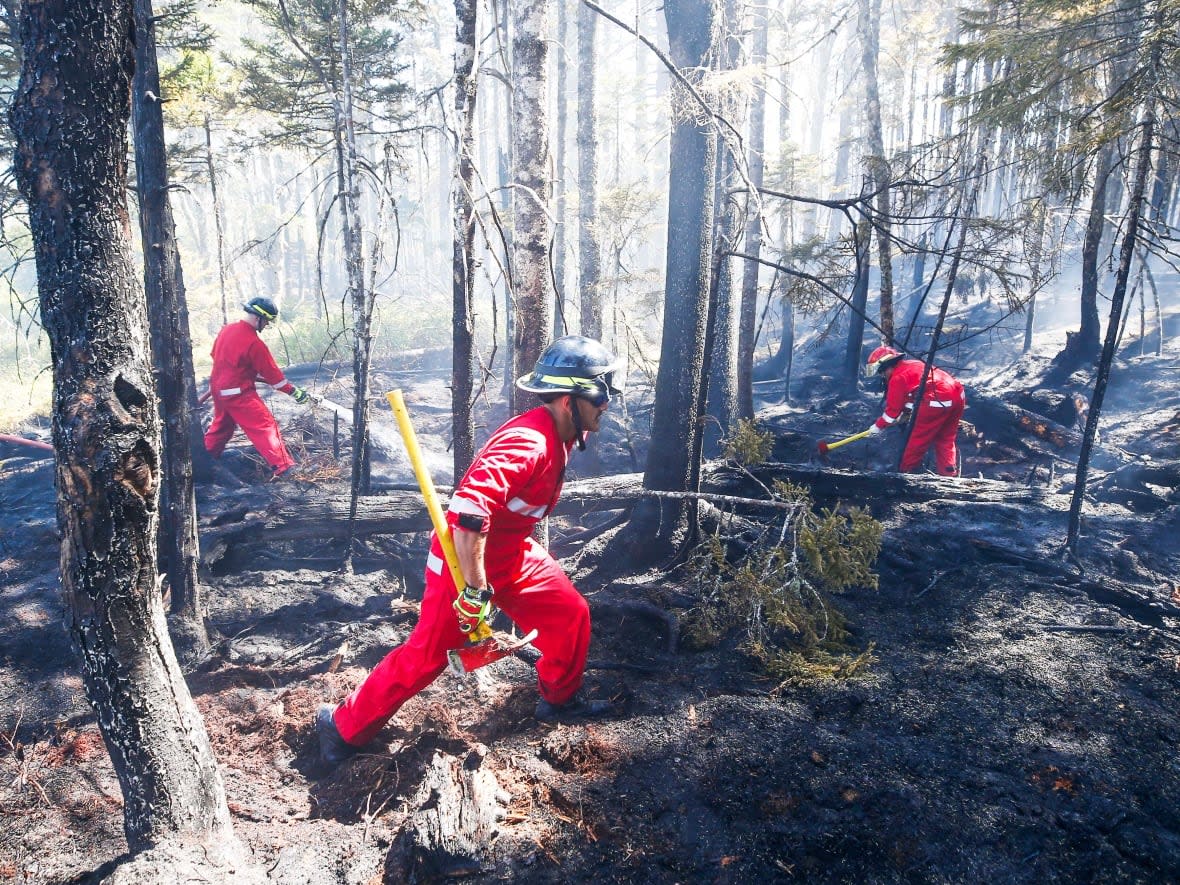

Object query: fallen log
[1086,460,1180,512]
[385,745,505,881]
[726,462,1071,507]
[1093,460,1180,492]
[200,463,1075,567]
[969,538,1180,627]
[965,387,1132,468]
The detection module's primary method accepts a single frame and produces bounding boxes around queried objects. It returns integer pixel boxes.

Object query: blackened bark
[10,0,234,853]
[624,0,716,555]
[1067,101,1156,554]
[334,0,373,504]
[858,0,894,340]
[737,5,768,421]
[1072,141,1114,365]
[451,0,478,477]
[510,0,553,416]
[132,0,208,660]
[203,112,230,325]
[576,0,602,340]
[553,0,568,338]
[843,218,871,393]
[704,0,740,459]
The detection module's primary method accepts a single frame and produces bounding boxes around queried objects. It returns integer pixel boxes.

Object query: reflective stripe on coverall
[203,320,295,473]
[333,406,590,746]
[874,358,966,476]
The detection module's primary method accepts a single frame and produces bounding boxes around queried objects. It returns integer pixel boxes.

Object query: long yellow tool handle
[386,390,491,642]
[824,429,872,452]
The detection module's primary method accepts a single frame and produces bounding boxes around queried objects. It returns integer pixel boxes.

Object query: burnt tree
[622,0,717,557]
[451,0,479,477]
[1067,82,1158,554]
[736,4,768,421]
[509,0,553,415]
[577,0,602,340]
[10,0,253,873]
[131,0,208,660]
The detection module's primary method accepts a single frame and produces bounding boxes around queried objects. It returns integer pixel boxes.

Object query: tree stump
[385,744,505,882]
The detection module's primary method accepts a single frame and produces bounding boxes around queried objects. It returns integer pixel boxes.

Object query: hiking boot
[316,704,359,766]
[534,692,612,723]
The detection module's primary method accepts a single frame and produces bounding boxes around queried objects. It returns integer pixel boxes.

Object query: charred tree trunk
[842,217,871,394]
[9,0,244,863]
[1068,97,1157,554]
[337,0,374,500]
[553,0,568,338]
[704,0,740,459]
[386,746,505,881]
[737,5,768,421]
[1070,140,1115,366]
[622,0,717,558]
[203,111,230,326]
[576,0,602,341]
[131,0,208,660]
[451,0,479,477]
[781,295,795,404]
[509,0,553,416]
[858,0,894,341]
[1023,201,1048,353]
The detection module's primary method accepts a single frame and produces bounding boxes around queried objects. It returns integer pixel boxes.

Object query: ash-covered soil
[2,340,1180,884]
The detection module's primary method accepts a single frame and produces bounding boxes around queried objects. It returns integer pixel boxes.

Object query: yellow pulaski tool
[385,391,536,674]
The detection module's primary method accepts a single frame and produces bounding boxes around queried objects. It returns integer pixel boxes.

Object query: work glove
[454,585,493,635]
[291,385,310,404]
[865,424,882,437]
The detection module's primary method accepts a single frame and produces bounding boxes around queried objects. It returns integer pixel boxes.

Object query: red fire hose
[0,433,53,453]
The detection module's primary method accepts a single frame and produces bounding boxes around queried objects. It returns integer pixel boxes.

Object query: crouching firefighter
[863,346,966,477]
[317,335,621,767]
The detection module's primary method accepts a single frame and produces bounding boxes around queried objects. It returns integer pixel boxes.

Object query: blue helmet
[243,297,279,321]
[515,336,622,406]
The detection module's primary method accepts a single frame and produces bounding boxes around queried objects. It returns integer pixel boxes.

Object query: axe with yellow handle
[817,428,873,456]
[386,390,492,643]
[386,391,538,674]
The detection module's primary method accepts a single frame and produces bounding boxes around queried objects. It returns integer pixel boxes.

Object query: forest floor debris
[1,347,1179,883]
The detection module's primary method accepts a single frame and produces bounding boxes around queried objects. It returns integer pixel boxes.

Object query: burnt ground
[2,336,1180,884]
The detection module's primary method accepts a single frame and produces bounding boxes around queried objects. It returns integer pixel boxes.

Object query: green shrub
[681,481,882,685]
[722,418,774,466]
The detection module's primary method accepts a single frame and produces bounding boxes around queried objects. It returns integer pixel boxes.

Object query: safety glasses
[577,375,613,408]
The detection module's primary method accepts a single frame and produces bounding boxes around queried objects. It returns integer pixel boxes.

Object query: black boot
[535,692,612,722]
[316,704,359,766]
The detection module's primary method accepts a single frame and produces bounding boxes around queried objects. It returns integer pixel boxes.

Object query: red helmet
[866,345,902,376]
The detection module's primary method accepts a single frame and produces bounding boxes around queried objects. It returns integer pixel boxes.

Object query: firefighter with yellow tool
[864,346,966,476]
[317,336,620,767]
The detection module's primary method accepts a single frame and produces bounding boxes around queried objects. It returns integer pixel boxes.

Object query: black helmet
[516,335,622,405]
[244,297,279,321]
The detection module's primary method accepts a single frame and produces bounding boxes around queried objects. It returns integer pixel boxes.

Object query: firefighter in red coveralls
[864,346,966,476]
[203,297,310,479]
[316,336,620,767]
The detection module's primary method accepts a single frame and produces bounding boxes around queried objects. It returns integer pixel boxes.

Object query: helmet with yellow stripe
[515,335,622,407]
[244,297,279,322]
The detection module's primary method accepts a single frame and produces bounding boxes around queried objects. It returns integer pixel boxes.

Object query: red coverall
[874,358,966,476]
[334,406,590,746]
[203,320,296,474]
